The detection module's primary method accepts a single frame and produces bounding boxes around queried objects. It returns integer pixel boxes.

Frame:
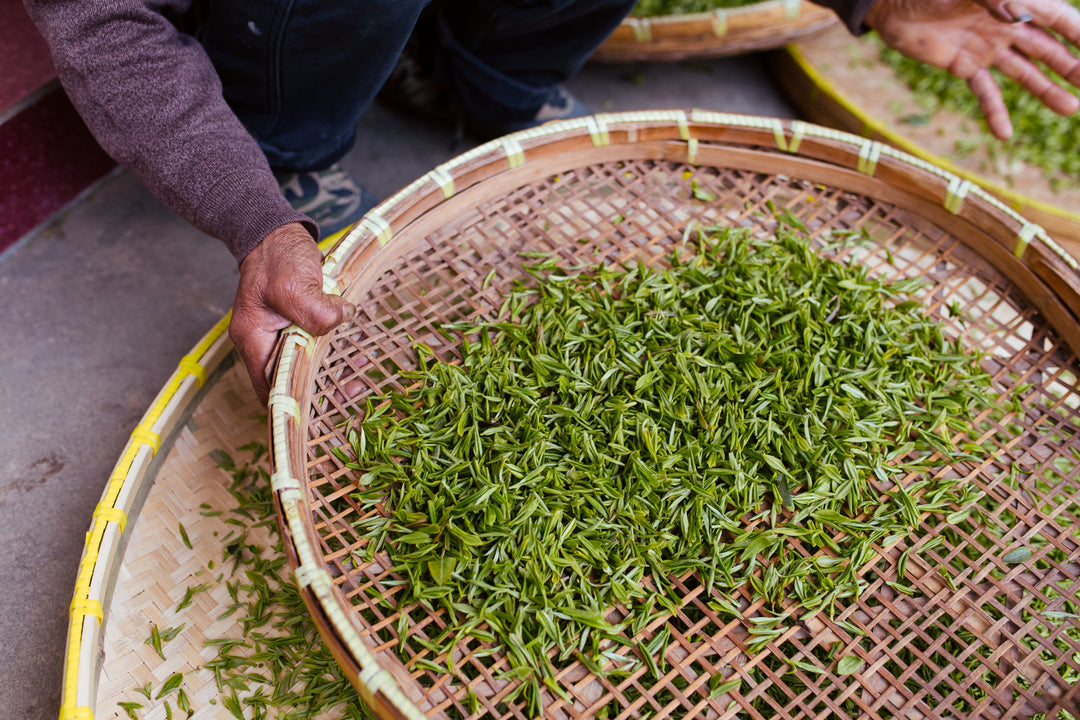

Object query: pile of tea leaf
[342,225,993,709]
[631,0,766,17]
[875,9,1080,186]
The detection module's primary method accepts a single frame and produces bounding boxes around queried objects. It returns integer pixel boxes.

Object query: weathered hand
[230,222,355,403]
[865,0,1080,140]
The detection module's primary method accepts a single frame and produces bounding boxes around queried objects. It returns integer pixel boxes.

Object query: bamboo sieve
[63,326,358,720]
[590,1,837,62]
[268,111,1080,719]
[768,30,1080,259]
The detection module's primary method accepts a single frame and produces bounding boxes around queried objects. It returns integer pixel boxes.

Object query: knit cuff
[194,168,320,262]
[820,0,879,34]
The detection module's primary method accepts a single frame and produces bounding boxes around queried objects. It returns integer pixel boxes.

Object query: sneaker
[377,33,466,136]
[276,164,377,236]
[486,85,592,135]
[378,35,591,140]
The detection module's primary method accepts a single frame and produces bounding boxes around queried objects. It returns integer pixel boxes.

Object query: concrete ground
[0,54,794,718]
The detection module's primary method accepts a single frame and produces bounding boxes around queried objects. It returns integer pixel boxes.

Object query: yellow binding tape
[1015,223,1041,259]
[428,166,455,199]
[585,116,611,147]
[713,9,728,35]
[359,214,392,248]
[269,393,301,422]
[322,275,341,296]
[63,314,234,720]
[629,17,652,42]
[130,426,161,455]
[945,177,973,214]
[687,138,699,165]
[501,136,525,169]
[787,121,806,154]
[772,119,788,152]
[92,505,127,535]
[70,597,103,622]
[857,140,883,176]
[177,354,207,388]
[784,0,800,19]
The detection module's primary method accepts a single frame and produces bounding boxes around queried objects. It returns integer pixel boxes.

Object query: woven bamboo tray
[269,110,1080,720]
[59,314,236,719]
[59,223,357,720]
[591,0,837,62]
[769,25,1080,260]
[61,332,364,720]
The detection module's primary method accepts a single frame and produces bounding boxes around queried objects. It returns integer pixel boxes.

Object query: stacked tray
[771,25,1080,259]
[592,0,837,62]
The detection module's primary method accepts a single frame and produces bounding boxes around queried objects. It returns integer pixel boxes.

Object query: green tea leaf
[156,672,183,699]
[837,655,864,676]
[1003,547,1032,564]
[428,556,457,585]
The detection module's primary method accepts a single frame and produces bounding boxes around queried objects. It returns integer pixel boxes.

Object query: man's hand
[866,0,1080,140]
[230,222,355,403]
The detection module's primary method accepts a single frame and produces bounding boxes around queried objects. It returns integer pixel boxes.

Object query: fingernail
[341,302,357,323]
[1003,1,1032,22]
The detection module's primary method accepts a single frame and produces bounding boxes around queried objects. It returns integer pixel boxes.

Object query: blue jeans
[200,0,635,172]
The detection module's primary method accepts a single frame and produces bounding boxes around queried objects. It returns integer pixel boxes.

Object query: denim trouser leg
[201,0,636,171]
[201,0,431,171]
[434,0,637,126]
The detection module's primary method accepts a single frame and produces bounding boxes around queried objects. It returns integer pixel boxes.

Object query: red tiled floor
[0,90,116,252]
[0,0,56,114]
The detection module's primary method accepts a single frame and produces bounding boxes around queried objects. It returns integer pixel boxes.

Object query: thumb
[271,276,357,336]
[255,225,356,335]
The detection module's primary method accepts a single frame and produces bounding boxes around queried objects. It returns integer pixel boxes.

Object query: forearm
[24,0,316,260]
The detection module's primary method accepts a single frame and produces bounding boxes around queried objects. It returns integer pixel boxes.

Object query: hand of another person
[230,222,355,403]
[865,0,1080,140]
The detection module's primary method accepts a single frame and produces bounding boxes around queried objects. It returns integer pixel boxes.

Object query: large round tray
[59,310,358,720]
[591,1,837,62]
[769,25,1080,260]
[268,110,1080,719]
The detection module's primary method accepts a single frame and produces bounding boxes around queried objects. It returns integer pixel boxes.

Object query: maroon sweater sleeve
[23,0,318,262]
[814,0,878,34]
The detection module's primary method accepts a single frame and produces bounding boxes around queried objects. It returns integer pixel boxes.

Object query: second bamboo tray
[770,24,1080,259]
[268,110,1080,719]
[592,0,838,62]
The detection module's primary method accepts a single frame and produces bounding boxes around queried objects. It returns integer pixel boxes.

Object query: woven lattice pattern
[303,159,1080,718]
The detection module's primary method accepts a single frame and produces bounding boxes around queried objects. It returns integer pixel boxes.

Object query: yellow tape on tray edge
[61,314,232,720]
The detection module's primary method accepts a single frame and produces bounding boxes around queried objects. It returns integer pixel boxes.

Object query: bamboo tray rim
[57,224,353,720]
[624,0,809,27]
[780,42,1080,236]
[267,109,1080,720]
[59,314,233,720]
[593,0,838,61]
